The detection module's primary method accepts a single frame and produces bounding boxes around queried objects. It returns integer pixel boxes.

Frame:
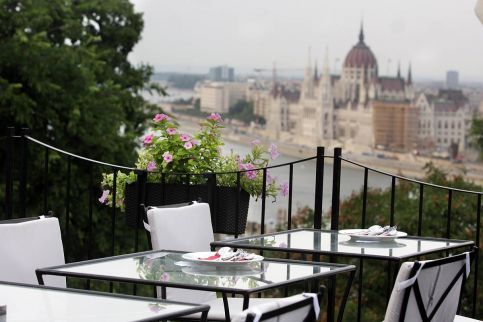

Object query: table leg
[337,269,355,322]
[357,259,364,322]
[327,275,336,322]
[222,293,231,322]
[200,309,209,322]
[243,294,250,310]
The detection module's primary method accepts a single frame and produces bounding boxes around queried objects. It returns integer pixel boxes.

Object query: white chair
[145,202,304,321]
[0,216,65,287]
[231,292,321,322]
[144,202,218,304]
[384,249,475,322]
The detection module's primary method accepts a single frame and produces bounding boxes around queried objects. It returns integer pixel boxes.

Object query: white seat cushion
[454,316,482,322]
[0,217,65,287]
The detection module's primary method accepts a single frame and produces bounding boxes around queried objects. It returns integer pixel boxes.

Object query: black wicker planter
[124,182,250,235]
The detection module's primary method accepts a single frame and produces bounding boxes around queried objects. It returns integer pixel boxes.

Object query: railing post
[19,128,29,217]
[134,170,147,250]
[5,127,15,219]
[313,146,325,230]
[331,147,342,230]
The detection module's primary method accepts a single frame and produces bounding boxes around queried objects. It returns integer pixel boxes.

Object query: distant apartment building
[416,89,473,152]
[199,82,247,113]
[372,100,418,151]
[446,70,459,89]
[208,65,235,82]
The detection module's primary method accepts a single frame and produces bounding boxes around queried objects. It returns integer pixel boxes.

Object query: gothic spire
[407,63,412,85]
[359,21,365,43]
[397,61,401,78]
[313,60,319,81]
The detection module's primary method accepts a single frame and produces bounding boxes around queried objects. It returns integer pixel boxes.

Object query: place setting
[176,247,266,276]
[338,225,408,248]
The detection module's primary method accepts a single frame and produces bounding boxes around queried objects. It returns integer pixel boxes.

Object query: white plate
[339,229,407,242]
[181,252,264,266]
[181,265,265,277]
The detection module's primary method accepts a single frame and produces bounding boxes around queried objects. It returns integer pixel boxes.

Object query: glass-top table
[210,228,475,322]
[0,281,209,322]
[210,228,475,261]
[36,249,356,322]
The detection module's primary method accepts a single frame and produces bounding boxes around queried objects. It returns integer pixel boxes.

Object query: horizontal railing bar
[26,136,136,171]
[340,156,483,196]
[26,136,332,174]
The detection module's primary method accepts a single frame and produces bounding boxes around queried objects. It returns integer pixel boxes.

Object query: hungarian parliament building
[250,26,474,153]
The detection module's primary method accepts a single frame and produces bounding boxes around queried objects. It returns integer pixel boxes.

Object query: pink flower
[143,133,154,146]
[280,182,289,197]
[207,113,222,122]
[160,272,170,282]
[246,170,257,180]
[184,141,193,150]
[278,242,288,248]
[98,190,110,204]
[180,134,191,142]
[268,143,280,160]
[251,139,261,146]
[147,161,156,172]
[153,113,170,122]
[163,152,173,163]
[166,128,177,135]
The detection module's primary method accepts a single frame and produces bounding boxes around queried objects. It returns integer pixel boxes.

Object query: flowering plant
[99,113,287,209]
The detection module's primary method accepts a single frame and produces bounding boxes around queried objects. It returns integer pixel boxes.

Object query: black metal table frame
[210,228,476,322]
[36,249,355,322]
[0,280,210,322]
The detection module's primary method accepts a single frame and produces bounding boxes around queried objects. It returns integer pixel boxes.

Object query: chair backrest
[145,201,214,252]
[384,250,474,322]
[0,216,65,287]
[144,202,216,303]
[232,293,321,322]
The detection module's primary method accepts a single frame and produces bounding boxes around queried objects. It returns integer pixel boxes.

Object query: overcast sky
[129,0,483,82]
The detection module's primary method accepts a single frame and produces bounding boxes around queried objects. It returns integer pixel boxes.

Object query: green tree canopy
[0,0,162,164]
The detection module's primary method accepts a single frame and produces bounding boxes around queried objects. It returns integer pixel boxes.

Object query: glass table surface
[40,250,354,292]
[211,229,474,260]
[0,282,208,322]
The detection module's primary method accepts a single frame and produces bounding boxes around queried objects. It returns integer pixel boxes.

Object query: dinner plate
[181,265,265,277]
[181,252,264,266]
[339,229,407,242]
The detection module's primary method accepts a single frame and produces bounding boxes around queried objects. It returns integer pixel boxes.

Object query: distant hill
[151,72,206,89]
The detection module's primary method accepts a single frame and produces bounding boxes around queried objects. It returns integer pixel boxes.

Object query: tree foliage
[470,118,483,160]
[0,0,162,267]
[337,163,482,321]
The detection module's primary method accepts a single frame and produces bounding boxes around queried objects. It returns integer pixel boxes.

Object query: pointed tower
[318,47,334,139]
[302,47,314,100]
[407,63,412,85]
[358,21,365,44]
[313,60,319,82]
[397,61,401,78]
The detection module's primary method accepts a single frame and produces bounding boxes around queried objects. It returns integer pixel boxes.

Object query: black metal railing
[2,127,481,320]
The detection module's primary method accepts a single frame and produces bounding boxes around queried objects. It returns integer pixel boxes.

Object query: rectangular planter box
[124,182,249,235]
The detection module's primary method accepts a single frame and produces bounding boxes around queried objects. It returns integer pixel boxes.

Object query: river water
[222,140,392,229]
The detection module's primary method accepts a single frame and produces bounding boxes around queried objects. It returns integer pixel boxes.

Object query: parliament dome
[343,26,378,69]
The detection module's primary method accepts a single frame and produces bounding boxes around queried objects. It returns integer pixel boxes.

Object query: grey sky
[129,0,483,82]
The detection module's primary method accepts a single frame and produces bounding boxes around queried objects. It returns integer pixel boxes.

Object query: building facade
[263,25,415,150]
[199,82,247,113]
[416,89,473,153]
[208,65,235,82]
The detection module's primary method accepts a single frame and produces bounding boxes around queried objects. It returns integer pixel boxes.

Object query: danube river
[222,140,391,228]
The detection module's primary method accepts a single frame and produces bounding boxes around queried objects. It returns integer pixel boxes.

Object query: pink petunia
[166,128,177,135]
[180,134,191,142]
[153,113,170,122]
[163,151,173,163]
[160,272,170,282]
[143,134,154,146]
[250,139,261,146]
[280,182,289,197]
[278,242,288,248]
[268,143,280,160]
[246,170,257,180]
[147,161,156,172]
[184,141,193,150]
[98,190,110,204]
[266,171,275,185]
[207,113,222,122]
